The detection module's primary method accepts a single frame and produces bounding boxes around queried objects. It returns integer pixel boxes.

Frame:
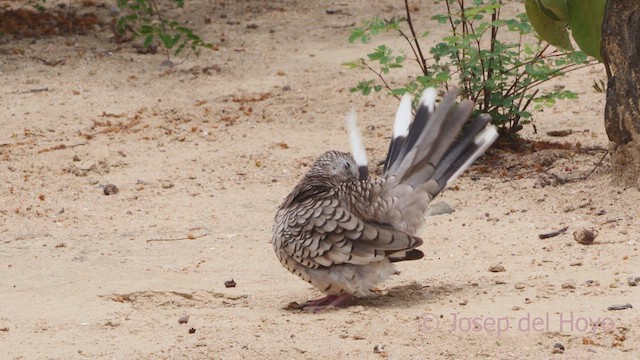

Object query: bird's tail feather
[346,110,369,180]
[385,87,497,198]
[383,93,413,172]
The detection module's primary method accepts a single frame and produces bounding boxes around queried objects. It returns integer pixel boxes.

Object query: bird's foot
[285,294,352,312]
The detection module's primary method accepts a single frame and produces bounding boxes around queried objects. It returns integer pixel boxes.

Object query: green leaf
[539,0,570,22]
[567,0,605,62]
[431,14,449,24]
[348,28,367,43]
[143,34,154,47]
[524,0,573,50]
[390,88,408,96]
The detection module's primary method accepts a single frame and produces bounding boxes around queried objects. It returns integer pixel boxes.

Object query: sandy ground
[1,0,638,359]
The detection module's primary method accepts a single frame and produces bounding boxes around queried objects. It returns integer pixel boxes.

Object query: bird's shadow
[350,281,466,309]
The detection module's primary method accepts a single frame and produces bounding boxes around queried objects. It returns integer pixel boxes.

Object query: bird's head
[308,150,359,183]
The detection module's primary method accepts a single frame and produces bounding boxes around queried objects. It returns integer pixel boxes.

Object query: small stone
[552,343,565,354]
[224,279,236,288]
[561,282,576,290]
[459,299,468,305]
[373,344,385,354]
[103,184,119,195]
[178,315,190,324]
[514,283,526,290]
[161,181,174,189]
[607,303,633,311]
[573,228,598,245]
[627,276,640,286]
[584,280,600,287]
[426,201,455,216]
[488,264,506,273]
[188,328,196,334]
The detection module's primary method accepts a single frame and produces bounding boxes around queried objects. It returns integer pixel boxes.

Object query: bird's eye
[343,160,350,170]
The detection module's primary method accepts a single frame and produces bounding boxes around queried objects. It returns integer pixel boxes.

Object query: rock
[103,184,119,195]
[627,276,640,286]
[224,279,237,288]
[373,344,385,354]
[607,303,633,311]
[561,282,576,290]
[426,201,455,216]
[573,228,598,245]
[178,315,189,324]
[488,265,506,273]
[552,343,565,354]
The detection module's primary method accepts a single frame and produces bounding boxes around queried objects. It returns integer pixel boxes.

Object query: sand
[0,0,638,359]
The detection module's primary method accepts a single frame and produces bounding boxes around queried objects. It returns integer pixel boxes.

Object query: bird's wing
[277,185,423,268]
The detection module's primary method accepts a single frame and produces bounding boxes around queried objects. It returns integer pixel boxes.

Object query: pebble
[573,228,598,245]
[373,344,385,354]
[607,303,633,311]
[627,276,640,287]
[224,279,237,288]
[552,343,565,354]
[178,315,190,324]
[488,265,506,273]
[103,184,119,195]
[426,201,455,216]
[561,282,576,290]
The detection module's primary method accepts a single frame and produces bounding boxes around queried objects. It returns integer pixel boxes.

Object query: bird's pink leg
[302,295,339,307]
[301,294,352,312]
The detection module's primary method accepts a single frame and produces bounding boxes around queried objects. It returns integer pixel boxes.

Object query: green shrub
[345,0,596,137]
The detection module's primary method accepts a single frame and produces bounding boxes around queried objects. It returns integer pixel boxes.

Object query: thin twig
[32,57,64,66]
[403,0,428,75]
[483,1,500,110]
[397,28,422,71]
[8,88,50,95]
[37,143,86,154]
[174,48,195,66]
[567,150,609,182]
[538,226,569,239]
[361,61,401,100]
[146,232,208,242]
[149,0,171,62]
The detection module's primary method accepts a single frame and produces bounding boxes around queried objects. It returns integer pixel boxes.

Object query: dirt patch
[0,0,638,359]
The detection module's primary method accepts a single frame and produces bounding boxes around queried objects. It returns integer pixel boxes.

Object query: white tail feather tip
[393,93,413,137]
[346,110,368,166]
[445,125,498,187]
[419,87,437,113]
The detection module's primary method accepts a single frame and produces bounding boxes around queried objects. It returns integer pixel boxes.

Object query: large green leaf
[567,0,605,62]
[539,0,570,22]
[525,0,573,50]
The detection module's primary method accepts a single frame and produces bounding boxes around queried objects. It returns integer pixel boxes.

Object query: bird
[272,87,498,309]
